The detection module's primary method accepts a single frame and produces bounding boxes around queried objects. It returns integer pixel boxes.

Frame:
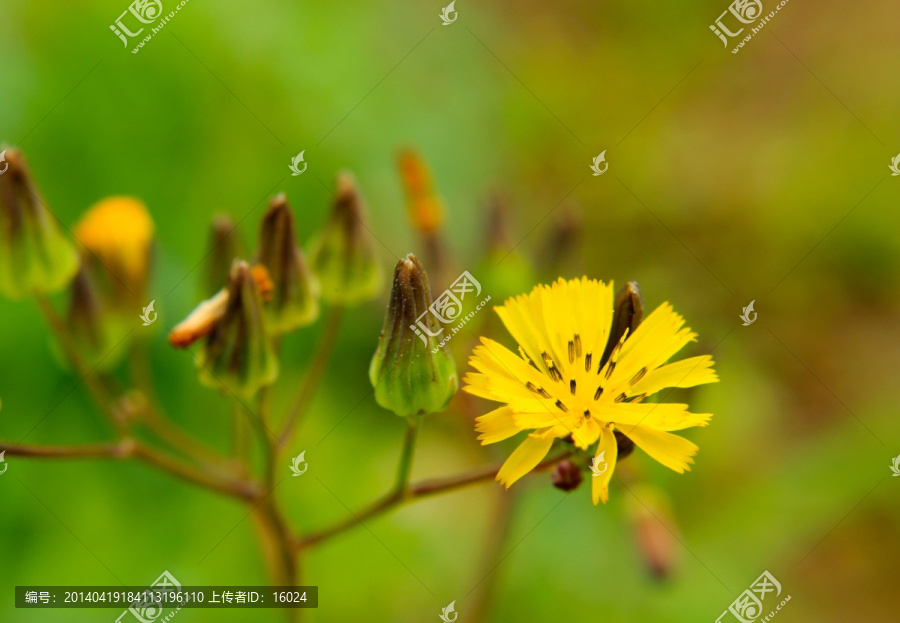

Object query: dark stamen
[594,386,604,400]
[526,382,539,394]
[630,367,648,385]
[568,340,575,364]
[574,334,582,358]
[623,393,645,403]
[570,379,577,395]
[583,410,591,419]
[614,393,627,403]
[584,353,592,373]
[555,400,568,413]
[538,387,551,399]
[604,361,617,379]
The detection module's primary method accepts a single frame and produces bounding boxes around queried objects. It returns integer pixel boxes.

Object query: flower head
[257,194,319,333]
[397,149,444,235]
[463,277,718,504]
[0,149,79,298]
[308,172,381,305]
[74,196,154,309]
[369,254,458,417]
[196,260,278,398]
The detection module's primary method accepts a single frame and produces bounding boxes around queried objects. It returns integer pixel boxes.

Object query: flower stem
[278,306,343,446]
[394,415,420,493]
[299,452,571,549]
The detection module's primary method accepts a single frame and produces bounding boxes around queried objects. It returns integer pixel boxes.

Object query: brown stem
[278,306,343,446]
[1,440,134,458]
[299,452,571,548]
[252,497,300,623]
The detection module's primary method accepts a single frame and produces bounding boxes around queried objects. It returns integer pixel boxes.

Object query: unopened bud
[369,254,457,417]
[601,281,643,367]
[551,459,583,491]
[309,172,382,305]
[257,194,319,333]
[0,148,79,298]
[206,214,242,296]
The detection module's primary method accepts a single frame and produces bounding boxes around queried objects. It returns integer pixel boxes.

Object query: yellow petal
[475,406,521,444]
[592,426,618,505]
[624,425,698,473]
[594,402,712,432]
[496,433,555,488]
[629,355,718,397]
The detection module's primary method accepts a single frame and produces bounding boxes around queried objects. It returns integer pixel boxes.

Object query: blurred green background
[2,0,899,621]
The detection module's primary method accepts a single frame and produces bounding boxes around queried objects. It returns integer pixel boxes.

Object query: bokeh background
[2,0,899,621]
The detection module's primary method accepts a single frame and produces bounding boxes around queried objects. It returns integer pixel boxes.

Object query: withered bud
[196,260,278,398]
[551,459,583,492]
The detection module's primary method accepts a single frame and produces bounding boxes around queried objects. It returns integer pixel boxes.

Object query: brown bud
[551,459,583,491]
[601,281,644,368]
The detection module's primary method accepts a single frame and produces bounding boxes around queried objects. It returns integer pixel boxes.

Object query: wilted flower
[0,149,79,298]
[369,254,457,417]
[169,264,273,348]
[74,196,154,310]
[205,214,242,296]
[195,260,278,398]
[309,172,381,305]
[463,277,718,504]
[257,194,319,333]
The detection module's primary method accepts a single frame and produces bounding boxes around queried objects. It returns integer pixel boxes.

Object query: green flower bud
[63,260,128,370]
[0,148,79,298]
[205,214,242,296]
[197,259,278,398]
[309,172,382,305]
[257,194,319,333]
[369,254,458,417]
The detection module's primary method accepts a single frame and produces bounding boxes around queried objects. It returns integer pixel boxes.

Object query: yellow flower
[75,197,154,304]
[463,277,718,505]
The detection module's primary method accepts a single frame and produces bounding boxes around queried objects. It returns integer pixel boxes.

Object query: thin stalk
[36,295,122,432]
[2,439,259,500]
[394,416,420,493]
[278,306,343,446]
[300,452,571,549]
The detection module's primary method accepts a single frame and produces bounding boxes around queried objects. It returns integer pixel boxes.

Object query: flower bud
[63,261,127,369]
[74,196,154,312]
[196,260,278,398]
[0,148,79,298]
[369,254,457,417]
[257,194,319,333]
[397,149,444,235]
[309,172,381,305]
[206,214,242,296]
[601,281,644,368]
[626,483,678,580]
[551,459,583,492]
